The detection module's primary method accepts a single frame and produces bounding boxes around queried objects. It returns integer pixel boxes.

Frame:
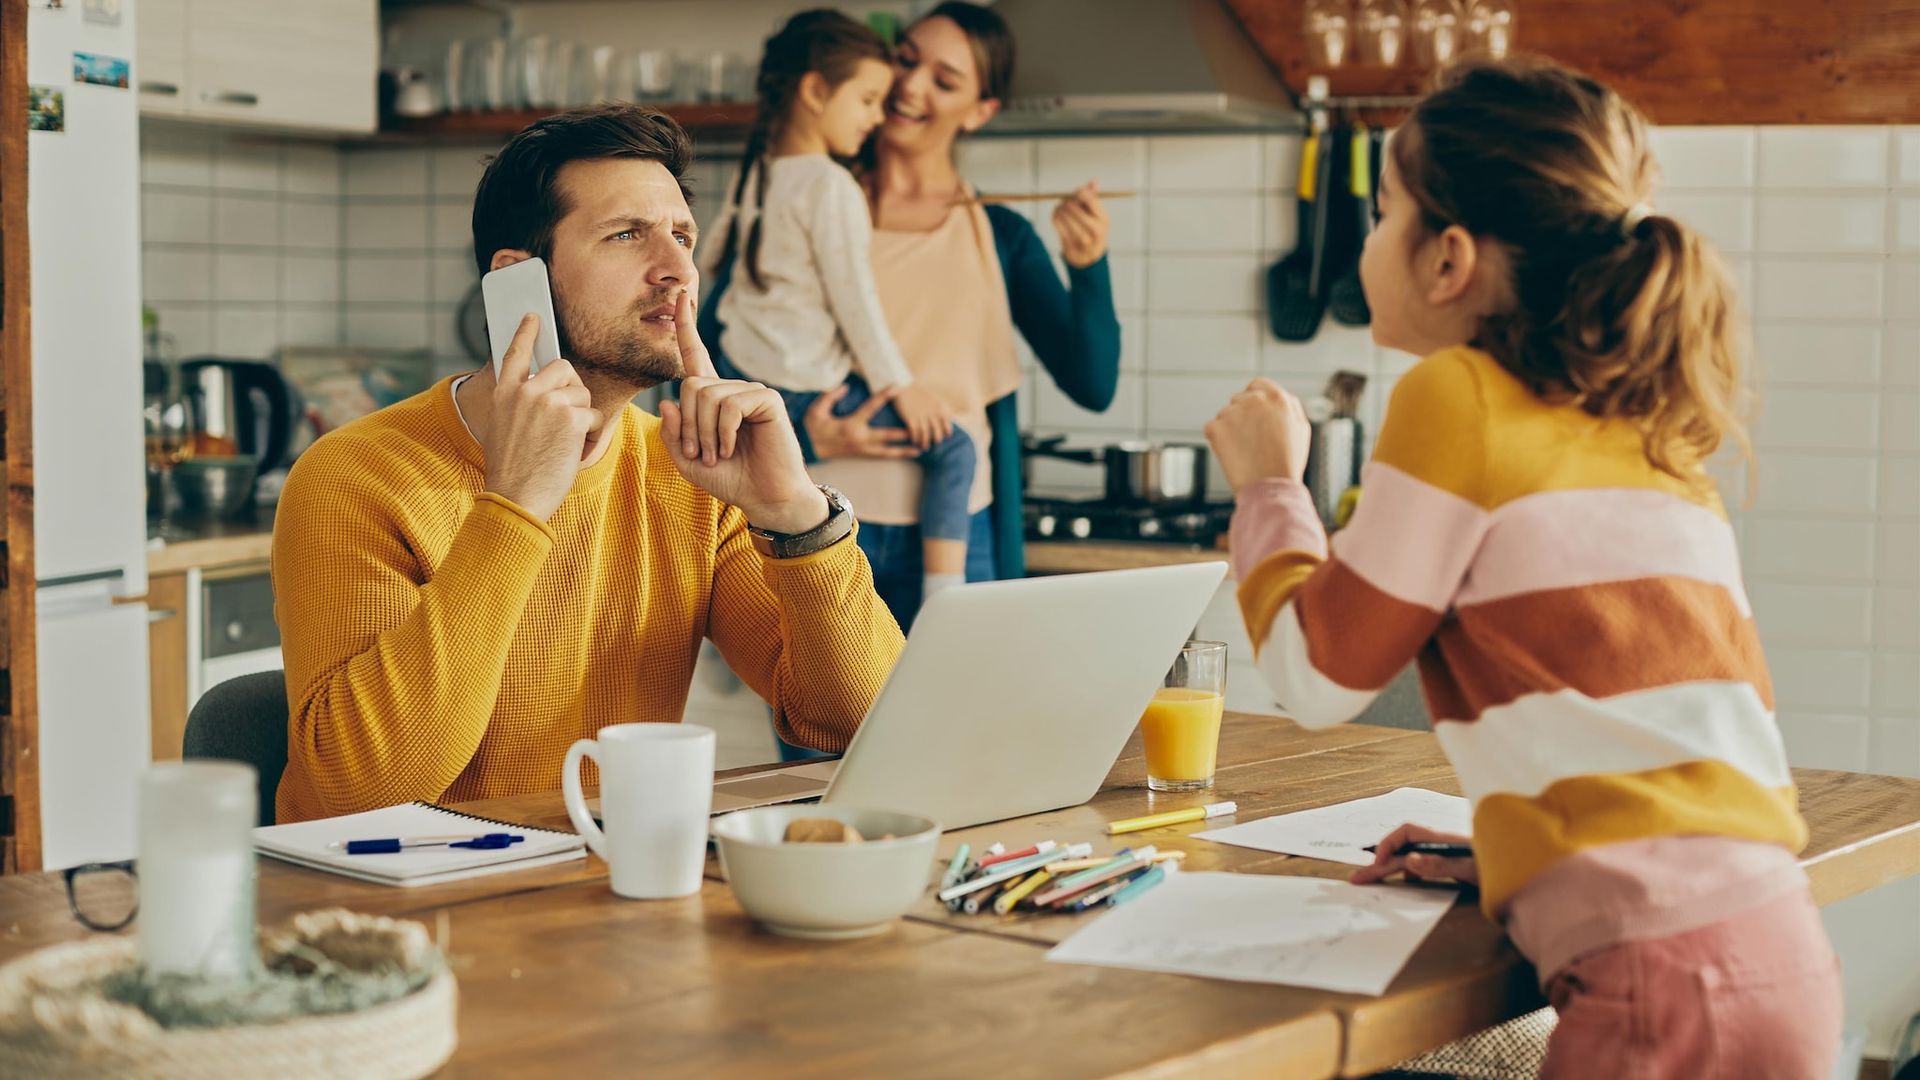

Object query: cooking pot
[1023,436,1208,506]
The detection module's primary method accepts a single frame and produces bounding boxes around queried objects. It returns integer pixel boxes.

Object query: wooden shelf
[378,102,755,141]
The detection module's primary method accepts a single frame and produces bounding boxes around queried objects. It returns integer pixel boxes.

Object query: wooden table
[4,714,1916,1078]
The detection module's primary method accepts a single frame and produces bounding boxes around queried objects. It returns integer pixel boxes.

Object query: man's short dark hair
[470,105,694,276]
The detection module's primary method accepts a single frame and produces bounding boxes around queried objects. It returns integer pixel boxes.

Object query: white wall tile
[1751,583,1874,646]
[147,303,213,357]
[1660,193,1753,254]
[1033,371,1143,431]
[282,255,340,306]
[1777,713,1871,771]
[212,307,281,357]
[1887,326,1920,389]
[344,256,431,304]
[1749,453,1877,514]
[345,308,434,350]
[1649,127,1755,190]
[1881,456,1920,518]
[1880,522,1919,583]
[432,200,473,252]
[1755,195,1885,255]
[140,126,214,188]
[283,200,341,250]
[954,138,1033,193]
[212,140,281,192]
[1145,316,1260,374]
[1752,323,1880,385]
[281,144,340,197]
[1870,717,1920,778]
[1877,587,1920,650]
[211,194,280,247]
[429,304,469,363]
[1147,256,1262,314]
[344,148,431,197]
[1035,137,1146,192]
[1265,192,1300,255]
[141,189,211,245]
[1900,128,1920,188]
[1769,648,1873,710]
[1889,260,1920,320]
[1147,194,1262,253]
[1148,135,1262,192]
[279,307,339,348]
[1897,197,1920,254]
[345,202,432,251]
[141,249,213,303]
[431,145,491,197]
[1754,260,1883,321]
[1104,196,1146,253]
[1875,653,1920,713]
[1262,133,1304,193]
[1743,518,1875,581]
[1884,392,1920,454]
[1108,255,1146,312]
[432,253,477,305]
[1757,128,1889,189]
[1260,324,1377,377]
[213,252,279,304]
[1144,375,1247,432]
[1752,389,1880,451]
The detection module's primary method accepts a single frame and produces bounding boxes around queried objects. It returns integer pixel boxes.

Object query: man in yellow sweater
[271,106,904,823]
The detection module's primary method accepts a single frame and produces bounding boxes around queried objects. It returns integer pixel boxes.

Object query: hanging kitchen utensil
[1266,125,1335,343]
[1328,124,1374,327]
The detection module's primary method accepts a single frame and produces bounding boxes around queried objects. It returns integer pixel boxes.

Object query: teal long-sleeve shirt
[697,203,1123,579]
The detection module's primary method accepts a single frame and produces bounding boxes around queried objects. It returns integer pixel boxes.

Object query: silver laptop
[709,562,1228,829]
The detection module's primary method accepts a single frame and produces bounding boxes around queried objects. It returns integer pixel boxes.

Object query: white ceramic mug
[562,723,715,899]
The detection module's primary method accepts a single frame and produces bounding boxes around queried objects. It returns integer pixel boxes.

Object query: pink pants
[1539,888,1843,1080]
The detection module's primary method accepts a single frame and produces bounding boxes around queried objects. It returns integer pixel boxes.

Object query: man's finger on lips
[675,290,718,379]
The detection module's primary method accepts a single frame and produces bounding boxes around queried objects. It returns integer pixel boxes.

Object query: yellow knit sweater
[271,376,903,823]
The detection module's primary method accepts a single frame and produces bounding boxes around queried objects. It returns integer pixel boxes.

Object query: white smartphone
[480,256,563,379]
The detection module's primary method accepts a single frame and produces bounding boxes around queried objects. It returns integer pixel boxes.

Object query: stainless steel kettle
[1304,371,1367,528]
[180,358,295,473]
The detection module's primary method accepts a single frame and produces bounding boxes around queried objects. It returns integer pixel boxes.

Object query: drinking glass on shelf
[632,48,675,102]
[1412,0,1466,67]
[1356,0,1411,66]
[1303,0,1354,69]
[442,39,466,112]
[1140,641,1228,793]
[513,34,549,109]
[1465,0,1518,58]
[686,50,732,102]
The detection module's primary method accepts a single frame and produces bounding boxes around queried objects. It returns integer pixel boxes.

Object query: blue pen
[338,833,525,855]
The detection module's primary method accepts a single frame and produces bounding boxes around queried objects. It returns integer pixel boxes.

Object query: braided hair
[724,9,892,291]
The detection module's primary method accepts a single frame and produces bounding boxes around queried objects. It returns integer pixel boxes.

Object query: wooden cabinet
[146,572,190,761]
[136,0,376,134]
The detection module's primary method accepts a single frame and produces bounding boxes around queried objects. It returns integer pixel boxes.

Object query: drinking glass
[1356,0,1411,66]
[1303,0,1354,69]
[138,761,258,977]
[1141,641,1227,793]
[1412,0,1466,67]
[1465,0,1518,58]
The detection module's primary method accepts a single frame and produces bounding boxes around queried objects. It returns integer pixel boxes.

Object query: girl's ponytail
[1397,58,1751,483]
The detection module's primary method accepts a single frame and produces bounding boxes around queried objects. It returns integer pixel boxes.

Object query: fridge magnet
[72,52,131,89]
[82,0,122,25]
[27,87,64,132]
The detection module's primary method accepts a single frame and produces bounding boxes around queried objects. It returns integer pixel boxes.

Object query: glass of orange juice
[1141,640,1227,792]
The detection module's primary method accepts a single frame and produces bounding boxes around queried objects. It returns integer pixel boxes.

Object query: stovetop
[1023,497,1234,545]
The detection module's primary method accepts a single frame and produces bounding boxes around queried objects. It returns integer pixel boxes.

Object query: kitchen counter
[1024,539,1230,575]
[146,508,274,575]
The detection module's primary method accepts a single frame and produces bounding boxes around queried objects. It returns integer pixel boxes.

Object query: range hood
[987,0,1303,134]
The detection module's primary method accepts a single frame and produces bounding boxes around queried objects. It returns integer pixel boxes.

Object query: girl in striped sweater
[1206,59,1841,1077]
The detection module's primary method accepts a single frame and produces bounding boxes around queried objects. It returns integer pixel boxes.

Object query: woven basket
[0,910,456,1080]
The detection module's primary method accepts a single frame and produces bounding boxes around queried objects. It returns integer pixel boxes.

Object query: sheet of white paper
[1045,871,1456,995]
[1195,787,1471,866]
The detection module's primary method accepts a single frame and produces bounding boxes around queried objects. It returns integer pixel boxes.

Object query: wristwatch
[749,484,854,559]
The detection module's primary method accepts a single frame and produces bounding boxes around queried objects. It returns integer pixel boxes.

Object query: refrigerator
[26,0,154,869]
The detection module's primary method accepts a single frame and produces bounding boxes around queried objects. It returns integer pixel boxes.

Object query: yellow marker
[1046,850,1186,873]
[1105,801,1238,836]
[994,869,1053,914]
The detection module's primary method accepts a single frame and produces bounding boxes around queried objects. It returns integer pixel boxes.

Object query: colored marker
[994,869,1053,914]
[1360,841,1474,858]
[936,842,1092,902]
[1066,869,1144,911]
[1031,847,1155,907]
[977,840,1056,870]
[1105,801,1238,836]
[1045,850,1186,873]
[964,873,1022,915]
[1107,864,1169,907]
[940,844,972,890]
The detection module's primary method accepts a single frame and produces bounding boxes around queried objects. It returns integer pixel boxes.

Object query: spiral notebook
[253,802,586,888]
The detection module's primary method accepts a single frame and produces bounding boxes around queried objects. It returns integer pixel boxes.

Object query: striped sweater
[1233,346,1806,917]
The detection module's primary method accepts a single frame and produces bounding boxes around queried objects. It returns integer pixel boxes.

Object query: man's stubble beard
[553,286,684,391]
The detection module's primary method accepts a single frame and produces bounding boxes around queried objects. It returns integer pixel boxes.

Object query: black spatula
[1267,127,1335,343]
[1329,125,1375,327]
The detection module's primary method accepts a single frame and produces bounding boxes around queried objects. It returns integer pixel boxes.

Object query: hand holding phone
[481,257,562,379]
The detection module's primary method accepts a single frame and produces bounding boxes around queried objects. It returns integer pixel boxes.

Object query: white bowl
[711,805,940,940]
